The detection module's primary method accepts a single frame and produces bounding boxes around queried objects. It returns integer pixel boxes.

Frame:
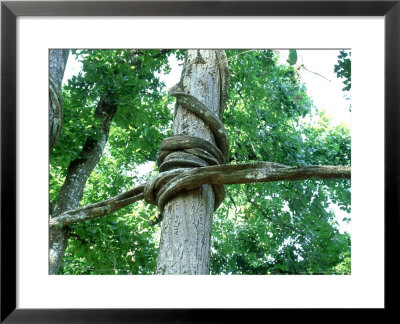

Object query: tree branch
[50,184,145,227]
[155,163,350,213]
[50,162,350,227]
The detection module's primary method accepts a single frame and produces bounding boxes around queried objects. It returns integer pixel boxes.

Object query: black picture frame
[1,0,398,322]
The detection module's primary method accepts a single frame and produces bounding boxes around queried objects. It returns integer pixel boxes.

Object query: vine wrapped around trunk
[50,163,350,228]
[49,49,352,276]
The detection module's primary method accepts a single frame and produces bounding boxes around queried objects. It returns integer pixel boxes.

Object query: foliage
[334,50,351,92]
[51,49,351,275]
[287,49,298,66]
[210,49,351,274]
[51,49,180,274]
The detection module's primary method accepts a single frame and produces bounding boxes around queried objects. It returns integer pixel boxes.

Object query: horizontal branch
[50,185,145,227]
[50,162,350,227]
[155,163,350,212]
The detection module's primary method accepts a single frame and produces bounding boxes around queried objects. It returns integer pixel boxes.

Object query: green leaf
[287,49,298,65]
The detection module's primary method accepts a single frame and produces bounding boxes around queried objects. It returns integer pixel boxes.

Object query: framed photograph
[1,0,398,322]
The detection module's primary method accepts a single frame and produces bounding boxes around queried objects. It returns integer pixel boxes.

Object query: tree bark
[49,49,69,150]
[49,49,69,91]
[49,96,116,274]
[156,50,222,274]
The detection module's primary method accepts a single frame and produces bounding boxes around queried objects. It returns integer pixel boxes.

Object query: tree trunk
[49,49,69,150]
[49,96,116,274]
[156,50,223,274]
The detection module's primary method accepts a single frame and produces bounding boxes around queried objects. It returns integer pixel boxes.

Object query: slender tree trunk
[156,50,222,274]
[49,49,69,150]
[49,96,116,274]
